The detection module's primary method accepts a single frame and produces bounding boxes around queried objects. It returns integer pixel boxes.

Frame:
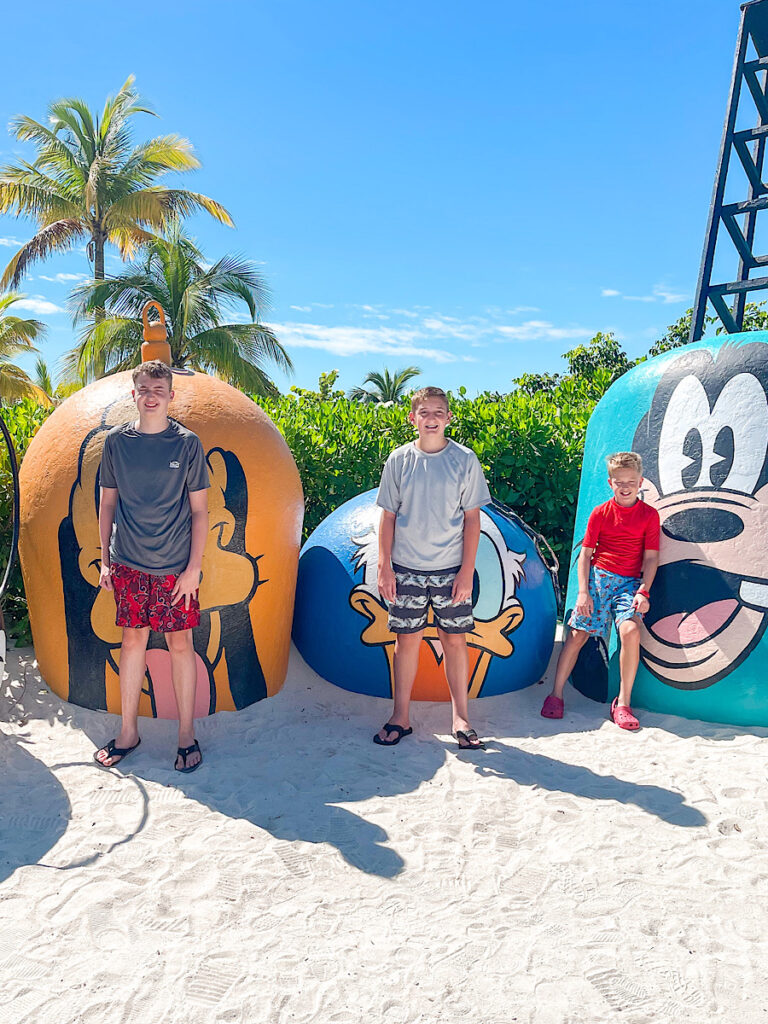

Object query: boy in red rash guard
[541,452,660,729]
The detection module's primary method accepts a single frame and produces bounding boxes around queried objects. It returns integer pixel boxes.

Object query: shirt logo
[169,460,180,469]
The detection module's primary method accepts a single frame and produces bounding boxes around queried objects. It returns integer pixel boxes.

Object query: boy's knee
[122,626,150,650]
[619,618,641,642]
[394,630,423,650]
[568,628,590,648]
[165,629,194,653]
[437,629,466,648]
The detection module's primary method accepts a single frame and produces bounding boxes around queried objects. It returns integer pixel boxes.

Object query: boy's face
[132,373,173,417]
[608,467,642,506]
[409,397,451,438]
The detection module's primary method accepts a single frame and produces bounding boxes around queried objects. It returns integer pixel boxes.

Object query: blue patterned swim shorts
[568,566,643,640]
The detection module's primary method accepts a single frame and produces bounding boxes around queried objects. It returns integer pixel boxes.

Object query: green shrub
[0,400,54,641]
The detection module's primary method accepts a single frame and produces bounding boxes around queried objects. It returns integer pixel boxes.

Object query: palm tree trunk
[94,231,105,281]
[93,229,105,324]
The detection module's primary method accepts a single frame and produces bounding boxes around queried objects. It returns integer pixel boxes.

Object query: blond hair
[606,451,643,475]
[410,386,449,413]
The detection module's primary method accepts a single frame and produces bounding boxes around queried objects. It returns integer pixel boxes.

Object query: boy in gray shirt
[374,386,491,749]
[94,360,210,772]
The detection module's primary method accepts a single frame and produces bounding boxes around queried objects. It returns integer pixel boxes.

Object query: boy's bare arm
[575,545,594,616]
[98,487,118,590]
[632,549,659,614]
[452,508,481,603]
[377,510,397,604]
[172,488,208,610]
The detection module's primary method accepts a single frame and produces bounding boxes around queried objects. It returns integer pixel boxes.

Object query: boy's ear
[408,410,416,425]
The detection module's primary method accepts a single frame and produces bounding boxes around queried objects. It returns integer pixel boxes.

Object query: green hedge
[0,379,602,639]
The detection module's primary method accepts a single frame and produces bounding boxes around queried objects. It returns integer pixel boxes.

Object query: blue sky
[0,0,749,394]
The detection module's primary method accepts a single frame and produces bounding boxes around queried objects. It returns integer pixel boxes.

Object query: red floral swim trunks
[111,562,200,632]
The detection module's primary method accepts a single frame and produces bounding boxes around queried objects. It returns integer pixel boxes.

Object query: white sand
[1,641,767,1024]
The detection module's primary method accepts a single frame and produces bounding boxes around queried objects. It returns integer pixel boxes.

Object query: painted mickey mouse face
[633,343,768,689]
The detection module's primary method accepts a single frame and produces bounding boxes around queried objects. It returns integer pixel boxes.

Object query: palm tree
[0,76,232,289]
[64,227,292,396]
[0,294,52,404]
[348,366,421,403]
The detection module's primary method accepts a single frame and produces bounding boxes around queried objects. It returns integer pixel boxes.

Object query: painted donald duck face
[348,507,526,701]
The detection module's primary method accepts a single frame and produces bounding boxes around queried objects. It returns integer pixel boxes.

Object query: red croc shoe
[541,694,564,719]
[611,698,639,730]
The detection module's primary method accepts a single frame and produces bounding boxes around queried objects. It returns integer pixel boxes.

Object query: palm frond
[0,219,86,289]
[0,360,53,405]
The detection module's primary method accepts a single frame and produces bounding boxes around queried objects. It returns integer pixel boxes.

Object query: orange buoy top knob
[141,300,172,364]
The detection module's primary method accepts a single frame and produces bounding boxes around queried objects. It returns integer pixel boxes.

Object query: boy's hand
[99,564,113,591]
[452,567,474,604]
[378,565,397,605]
[575,590,593,617]
[171,567,202,610]
[632,592,650,614]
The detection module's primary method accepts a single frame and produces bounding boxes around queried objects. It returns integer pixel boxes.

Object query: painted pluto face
[632,343,768,690]
[59,398,266,717]
[349,508,526,699]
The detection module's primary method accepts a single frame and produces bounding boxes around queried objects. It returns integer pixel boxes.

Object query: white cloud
[271,321,458,362]
[290,305,313,312]
[39,272,88,283]
[653,284,689,304]
[495,320,594,342]
[0,236,25,248]
[13,295,65,315]
[391,308,421,319]
[607,283,689,304]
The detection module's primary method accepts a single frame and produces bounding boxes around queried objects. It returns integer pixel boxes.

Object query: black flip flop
[175,739,203,773]
[94,737,141,768]
[453,728,486,750]
[373,723,413,746]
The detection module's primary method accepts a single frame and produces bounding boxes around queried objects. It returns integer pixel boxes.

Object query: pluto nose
[662,508,744,543]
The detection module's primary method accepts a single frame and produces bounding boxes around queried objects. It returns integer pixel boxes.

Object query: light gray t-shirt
[376,439,492,571]
[99,418,210,575]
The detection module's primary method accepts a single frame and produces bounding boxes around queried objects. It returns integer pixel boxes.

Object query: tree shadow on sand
[0,735,71,883]
[13,643,709,882]
[459,740,706,827]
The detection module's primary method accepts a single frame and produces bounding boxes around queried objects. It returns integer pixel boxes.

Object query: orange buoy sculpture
[19,302,303,718]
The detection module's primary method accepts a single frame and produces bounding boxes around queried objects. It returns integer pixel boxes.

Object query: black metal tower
[691,0,768,341]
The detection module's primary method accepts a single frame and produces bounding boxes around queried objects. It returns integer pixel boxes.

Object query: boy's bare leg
[617,618,641,706]
[549,628,590,700]
[376,629,423,742]
[437,628,480,744]
[165,628,201,769]
[96,626,149,766]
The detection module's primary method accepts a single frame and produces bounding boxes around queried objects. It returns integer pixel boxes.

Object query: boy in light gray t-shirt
[373,386,491,750]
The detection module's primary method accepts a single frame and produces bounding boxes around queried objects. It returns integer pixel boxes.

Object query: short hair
[410,386,449,413]
[606,451,643,475]
[132,360,173,388]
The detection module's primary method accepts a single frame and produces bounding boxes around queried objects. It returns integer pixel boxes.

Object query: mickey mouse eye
[472,531,505,621]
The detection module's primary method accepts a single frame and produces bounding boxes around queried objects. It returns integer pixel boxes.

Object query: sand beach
[2,642,767,1024]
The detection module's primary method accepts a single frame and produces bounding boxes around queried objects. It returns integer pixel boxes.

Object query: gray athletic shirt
[99,418,210,575]
[376,439,492,570]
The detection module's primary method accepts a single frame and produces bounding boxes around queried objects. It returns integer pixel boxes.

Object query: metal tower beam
[691,0,768,341]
